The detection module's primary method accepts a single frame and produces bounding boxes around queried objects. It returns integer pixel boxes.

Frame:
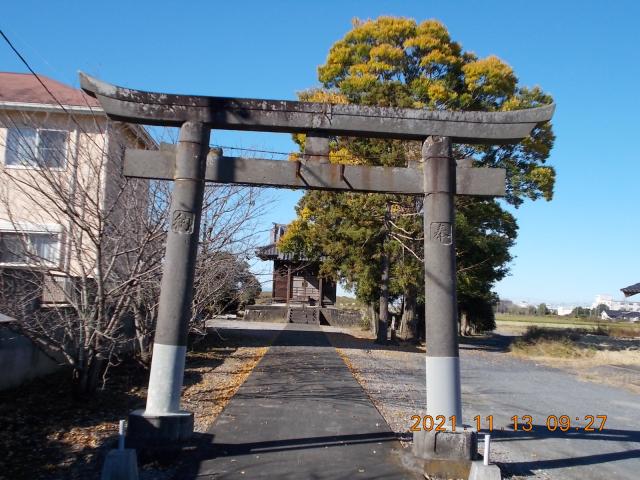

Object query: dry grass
[587,349,640,366]
[511,326,596,358]
[513,337,596,359]
[497,315,640,336]
[510,325,640,364]
[510,326,640,393]
[605,325,640,338]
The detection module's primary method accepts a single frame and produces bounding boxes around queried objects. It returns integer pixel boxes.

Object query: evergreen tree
[280,17,555,339]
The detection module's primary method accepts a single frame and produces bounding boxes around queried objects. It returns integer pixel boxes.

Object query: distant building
[256,224,336,306]
[495,299,513,314]
[601,309,640,322]
[592,294,640,312]
[556,306,575,316]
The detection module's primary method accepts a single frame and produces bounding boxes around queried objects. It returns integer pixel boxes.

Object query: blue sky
[2,0,639,306]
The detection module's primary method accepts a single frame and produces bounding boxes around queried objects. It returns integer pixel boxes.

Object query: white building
[0,72,154,305]
[592,294,640,312]
[555,306,575,316]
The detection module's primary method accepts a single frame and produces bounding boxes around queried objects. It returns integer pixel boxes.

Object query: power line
[213,143,417,164]
[0,28,107,150]
[1,30,80,119]
[212,145,291,157]
[0,25,69,85]
[0,29,423,167]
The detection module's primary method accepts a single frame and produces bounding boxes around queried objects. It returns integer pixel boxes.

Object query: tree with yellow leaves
[280,17,555,340]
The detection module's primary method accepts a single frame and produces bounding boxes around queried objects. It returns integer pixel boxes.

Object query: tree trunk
[460,311,472,336]
[377,250,389,344]
[398,288,417,342]
[415,301,425,342]
[71,355,106,399]
[133,300,152,365]
[369,301,379,337]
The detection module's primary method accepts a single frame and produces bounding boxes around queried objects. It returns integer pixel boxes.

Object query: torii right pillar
[414,135,478,479]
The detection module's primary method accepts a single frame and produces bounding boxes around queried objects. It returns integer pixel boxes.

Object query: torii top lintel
[79,73,554,145]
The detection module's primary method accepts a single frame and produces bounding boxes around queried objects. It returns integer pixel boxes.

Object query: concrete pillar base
[413,429,477,479]
[126,409,193,448]
[469,461,502,480]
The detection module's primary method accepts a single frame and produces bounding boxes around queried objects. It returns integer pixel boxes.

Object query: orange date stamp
[409,414,607,432]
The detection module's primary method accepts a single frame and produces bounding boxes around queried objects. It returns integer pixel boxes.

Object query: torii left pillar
[127,121,210,446]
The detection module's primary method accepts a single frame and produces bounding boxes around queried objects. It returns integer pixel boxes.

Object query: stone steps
[287,307,319,324]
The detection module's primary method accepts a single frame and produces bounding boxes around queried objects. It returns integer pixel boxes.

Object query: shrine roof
[256,243,308,261]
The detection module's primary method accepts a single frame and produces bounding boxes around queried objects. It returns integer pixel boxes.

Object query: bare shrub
[0,112,268,395]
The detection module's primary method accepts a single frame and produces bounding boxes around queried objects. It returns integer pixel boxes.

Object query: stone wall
[243,305,288,323]
[242,305,364,327]
[320,308,363,327]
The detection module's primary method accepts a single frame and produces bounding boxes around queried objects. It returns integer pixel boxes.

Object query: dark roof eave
[621,282,640,297]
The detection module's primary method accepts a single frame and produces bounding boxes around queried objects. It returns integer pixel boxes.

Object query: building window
[0,232,60,266]
[4,127,67,169]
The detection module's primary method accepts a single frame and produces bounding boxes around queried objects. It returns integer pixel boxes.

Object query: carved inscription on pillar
[430,222,452,245]
[172,210,195,234]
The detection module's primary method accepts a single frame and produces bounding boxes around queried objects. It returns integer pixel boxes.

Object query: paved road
[178,323,421,479]
[458,335,640,479]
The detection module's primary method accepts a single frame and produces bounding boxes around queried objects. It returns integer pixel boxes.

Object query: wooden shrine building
[257,224,336,306]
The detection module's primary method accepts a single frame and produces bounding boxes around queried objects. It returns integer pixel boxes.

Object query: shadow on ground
[209,322,424,353]
[178,431,398,459]
[459,333,514,353]
[492,425,640,476]
[0,363,147,480]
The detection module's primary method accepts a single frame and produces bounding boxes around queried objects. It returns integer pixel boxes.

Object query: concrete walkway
[177,323,420,479]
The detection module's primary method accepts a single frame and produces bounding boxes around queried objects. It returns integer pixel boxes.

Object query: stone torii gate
[80,73,553,465]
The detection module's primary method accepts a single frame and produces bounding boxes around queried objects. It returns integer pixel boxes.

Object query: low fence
[0,313,61,391]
